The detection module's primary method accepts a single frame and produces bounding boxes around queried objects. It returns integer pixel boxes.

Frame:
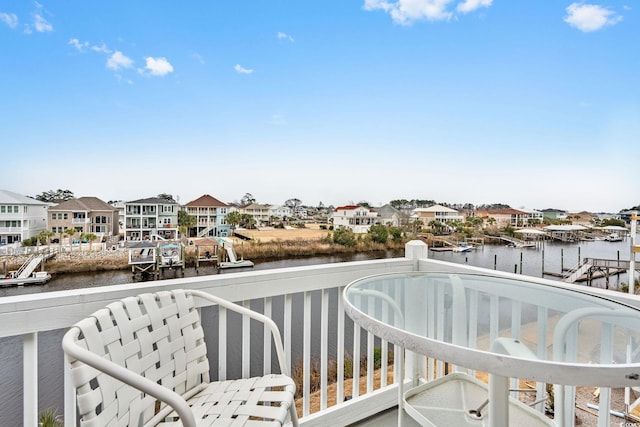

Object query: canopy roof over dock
[514,229,548,235]
[543,225,589,231]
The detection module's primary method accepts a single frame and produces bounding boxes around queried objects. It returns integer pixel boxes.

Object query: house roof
[477,208,529,215]
[51,197,116,212]
[243,203,271,209]
[185,194,229,208]
[127,197,178,205]
[413,204,458,213]
[334,205,376,212]
[0,189,49,205]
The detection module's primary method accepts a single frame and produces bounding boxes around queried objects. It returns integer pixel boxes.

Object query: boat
[452,242,473,252]
[604,233,623,242]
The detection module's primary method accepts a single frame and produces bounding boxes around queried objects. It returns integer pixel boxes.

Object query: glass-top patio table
[343,272,640,427]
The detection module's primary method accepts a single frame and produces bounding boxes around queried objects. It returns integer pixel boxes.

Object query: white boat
[453,242,473,252]
[604,233,623,242]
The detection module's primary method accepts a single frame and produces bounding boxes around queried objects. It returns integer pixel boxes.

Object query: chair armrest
[188,289,291,376]
[62,327,198,427]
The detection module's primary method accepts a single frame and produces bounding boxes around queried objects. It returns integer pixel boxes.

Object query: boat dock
[1,253,53,286]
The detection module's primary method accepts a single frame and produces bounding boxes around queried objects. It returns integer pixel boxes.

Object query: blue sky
[1,1,637,213]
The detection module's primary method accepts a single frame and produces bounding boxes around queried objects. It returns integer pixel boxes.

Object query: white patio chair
[62,289,299,427]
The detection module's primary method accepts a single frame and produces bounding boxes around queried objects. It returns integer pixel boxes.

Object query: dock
[1,253,53,286]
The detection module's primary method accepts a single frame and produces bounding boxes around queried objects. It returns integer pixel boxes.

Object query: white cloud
[456,0,492,14]
[564,3,622,32]
[33,13,52,32]
[364,0,454,25]
[192,52,205,64]
[144,56,174,76]
[106,51,133,71]
[91,43,111,54]
[69,38,88,51]
[277,31,294,42]
[0,12,18,29]
[234,64,254,74]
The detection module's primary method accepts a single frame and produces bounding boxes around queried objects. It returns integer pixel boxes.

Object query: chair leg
[289,405,300,427]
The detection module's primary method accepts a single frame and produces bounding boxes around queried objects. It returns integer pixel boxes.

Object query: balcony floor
[348,407,420,426]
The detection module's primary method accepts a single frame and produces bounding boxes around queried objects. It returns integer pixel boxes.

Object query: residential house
[375,204,404,227]
[239,203,271,226]
[331,205,379,233]
[48,197,119,241]
[540,208,568,221]
[123,197,179,241]
[475,208,533,228]
[0,189,49,245]
[268,205,293,221]
[411,204,465,226]
[183,194,231,238]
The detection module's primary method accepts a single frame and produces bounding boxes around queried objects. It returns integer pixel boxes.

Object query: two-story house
[411,204,465,225]
[331,205,379,233]
[268,205,293,222]
[475,208,533,228]
[239,203,271,226]
[183,194,231,238]
[0,189,49,245]
[48,197,119,241]
[123,197,179,241]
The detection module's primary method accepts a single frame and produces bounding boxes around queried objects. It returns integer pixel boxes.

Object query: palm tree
[63,228,76,251]
[82,233,98,251]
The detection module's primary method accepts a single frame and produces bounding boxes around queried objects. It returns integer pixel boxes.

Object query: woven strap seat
[161,375,295,426]
[63,289,299,427]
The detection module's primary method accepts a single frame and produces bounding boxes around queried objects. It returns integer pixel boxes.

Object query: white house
[123,197,180,241]
[411,204,465,225]
[331,205,379,233]
[0,189,49,245]
[268,205,293,220]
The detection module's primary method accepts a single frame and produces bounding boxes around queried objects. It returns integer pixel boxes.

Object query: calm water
[0,239,636,425]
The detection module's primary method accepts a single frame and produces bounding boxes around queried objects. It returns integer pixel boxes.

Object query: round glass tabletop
[343,271,640,387]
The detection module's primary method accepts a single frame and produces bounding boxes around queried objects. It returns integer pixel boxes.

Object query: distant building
[123,197,179,241]
[475,208,533,228]
[48,197,119,241]
[539,208,568,221]
[0,189,49,245]
[411,204,464,225]
[331,205,379,233]
[268,205,293,221]
[239,203,271,226]
[375,204,404,227]
[184,194,230,238]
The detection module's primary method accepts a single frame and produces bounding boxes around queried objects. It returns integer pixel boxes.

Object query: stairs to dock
[16,254,53,278]
[561,261,593,283]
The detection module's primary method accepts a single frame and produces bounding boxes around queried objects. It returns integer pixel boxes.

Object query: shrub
[333,228,356,247]
[368,225,388,244]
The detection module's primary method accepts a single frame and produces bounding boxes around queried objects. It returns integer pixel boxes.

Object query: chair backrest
[66,289,210,426]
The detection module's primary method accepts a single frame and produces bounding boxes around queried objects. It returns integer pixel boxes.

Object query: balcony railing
[1,241,638,427]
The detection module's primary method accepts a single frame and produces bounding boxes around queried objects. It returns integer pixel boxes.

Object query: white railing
[1,241,639,427]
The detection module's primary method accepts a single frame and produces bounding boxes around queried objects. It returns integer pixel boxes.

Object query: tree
[35,189,74,203]
[226,211,242,234]
[38,230,55,245]
[368,225,388,244]
[240,193,256,205]
[333,227,356,247]
[81,233,98,250]
[284,198,302,215]
[157,193,176,202]
[64,228,77,250]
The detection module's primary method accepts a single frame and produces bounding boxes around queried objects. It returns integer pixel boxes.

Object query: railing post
[23,332,38,427]
[405,240,428,271]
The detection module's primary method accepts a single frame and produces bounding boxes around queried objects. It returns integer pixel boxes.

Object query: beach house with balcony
[123,197,179,241]
[183,194,231,238]
[411,204,464,226]
[0,189,48,245]
[476,207,536,228]
[331,205,379,233]
[239,203,272,226]
[48,197,119,242]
